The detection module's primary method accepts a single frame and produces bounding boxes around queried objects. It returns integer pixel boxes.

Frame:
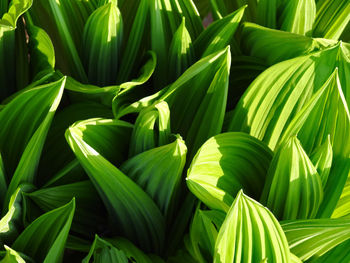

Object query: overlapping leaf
[65,118,165,252]
[214,190,292,263]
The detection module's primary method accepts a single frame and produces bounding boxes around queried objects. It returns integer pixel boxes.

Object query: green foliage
[0,0,349,262]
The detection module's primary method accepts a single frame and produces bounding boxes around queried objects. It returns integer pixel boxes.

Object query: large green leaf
[282,218,350,261]
[261,136,323,220]
[279,70,350,217]
[121,135,187,217]
[227,44,350,151]
[65,118,165,252]
[333,176,350,218]
[214,191,291,263]
[187,132,272,212]
[12,199,75,263]
[82,1,123,86]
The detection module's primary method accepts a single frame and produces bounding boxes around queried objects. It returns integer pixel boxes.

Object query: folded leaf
[12,199,75,263]
[66,119,165,252]
[0,185,33,245]
[1,77,66,208]
[129,101,171,157]
[311,135,333,187]
[261,136,323,220]
[214,190,291,263]
[0,245,27,263]
[83,1,123,86]
[121,135,187,217]
[227,44,350,151]
[187,132,272,212]
[282,218,350,261]
[168,18,195,82]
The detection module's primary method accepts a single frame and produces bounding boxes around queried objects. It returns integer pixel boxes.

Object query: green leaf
[25,181,106,237]
[261,136,323,220]
[214,190,291,263]
[279,69,350,217]
[83,2,123,86]
[282,218,350,261]
[171,0,203,39]
[121,135,187,217]
[333,176,350,218]
[0,154,6,208]
[65,119,165,252]
[128,101,171,157]
[2,78,66,208]
[278,0,316,36]
[0,185,33,245]
[168,18,195,82]
[30,0,94,81]
[0,245,26,263]
[0,0,33,98]
[307,238,350,263]
[227,44,350,151]
[187,132,272,212]
[194,6,246,58]
[12,199,75,263]
[256,0,277,28]
[313,0,350,40]
[240,22,336,66]
[116,0,149,83]
[26,20,55,81]
[310,135,333,188]
[82,235,128,263]
[189,207,225,262]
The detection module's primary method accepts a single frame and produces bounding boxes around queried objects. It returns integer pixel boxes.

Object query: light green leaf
[227,44,350,151]
[0,245,26,263]
[279,69,350,217]
[332,175,350,218]
[261,136,323,220]
[65,119,165,252]
[278,0,316,36]
[282,218,350,261]
[311,135,333,188]
[121,135,187,217]
[187,132,272,212]
[12,199,75,263]
[313,0,350,40]
[1,185,33,245]
[214,190,291,263]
